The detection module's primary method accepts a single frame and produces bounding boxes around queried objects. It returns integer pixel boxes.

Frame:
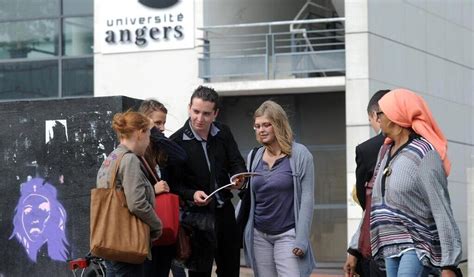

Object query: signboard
[97,0,194,53]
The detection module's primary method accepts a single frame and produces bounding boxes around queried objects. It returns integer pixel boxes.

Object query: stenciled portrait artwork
[10,178,69,262]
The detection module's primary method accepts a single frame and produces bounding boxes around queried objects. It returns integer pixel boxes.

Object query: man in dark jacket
[170,86,246,277]
[344,89,390,277]
[354,90,390,211]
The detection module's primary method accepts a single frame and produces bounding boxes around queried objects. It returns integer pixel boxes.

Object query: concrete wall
[345,0,372,242]
[345,0,473,267]
[0,96,141,276]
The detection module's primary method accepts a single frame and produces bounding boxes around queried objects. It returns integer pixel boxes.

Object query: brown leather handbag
[175,225,191,262]
[90,153,150,264]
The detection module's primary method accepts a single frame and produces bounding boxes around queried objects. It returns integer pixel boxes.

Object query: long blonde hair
[138,99,169,168]
[254,100,293,155]
[138,99,168,116]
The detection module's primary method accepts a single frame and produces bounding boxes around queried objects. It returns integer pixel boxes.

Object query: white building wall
[93,0,205,134]
[203,0,307,26]
[93,0,345,134]
[345,0,371,242]
[345,0,474,268]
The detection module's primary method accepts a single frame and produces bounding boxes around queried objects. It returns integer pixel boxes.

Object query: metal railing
[198,17,345,82]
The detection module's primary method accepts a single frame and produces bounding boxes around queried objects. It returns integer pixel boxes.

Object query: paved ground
[209,266,344,277]
[209,262,469,276]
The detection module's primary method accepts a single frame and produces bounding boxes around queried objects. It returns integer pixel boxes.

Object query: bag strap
[240,146,261,191]
[359,144,390,258]
[365,144,390,190]
[109,152,127,190]
[248,146,261,172]
[138,156,161,183]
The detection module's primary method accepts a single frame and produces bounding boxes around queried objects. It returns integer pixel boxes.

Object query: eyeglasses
[376,111,384,119]
[253,122,272,130]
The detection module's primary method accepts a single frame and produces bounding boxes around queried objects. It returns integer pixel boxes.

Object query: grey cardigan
[244,142,316,277]
[96,145,162,234]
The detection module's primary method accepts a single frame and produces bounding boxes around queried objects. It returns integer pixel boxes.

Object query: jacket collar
[182,119,220,141]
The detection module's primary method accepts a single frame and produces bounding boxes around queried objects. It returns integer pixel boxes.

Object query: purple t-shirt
[253,156,295,235]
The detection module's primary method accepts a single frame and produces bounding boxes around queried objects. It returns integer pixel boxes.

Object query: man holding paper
[170,85,246,277]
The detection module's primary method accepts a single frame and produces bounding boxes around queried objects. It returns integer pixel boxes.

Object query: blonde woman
[243,100,316,277]
[138,99,187,277]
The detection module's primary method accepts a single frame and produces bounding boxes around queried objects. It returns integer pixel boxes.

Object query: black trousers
[189,201,240,277]
[357,256,386,277]
[144,244,175,277]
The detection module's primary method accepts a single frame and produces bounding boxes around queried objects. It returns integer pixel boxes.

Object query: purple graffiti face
[10,178,69,262]
[22,194,51,241]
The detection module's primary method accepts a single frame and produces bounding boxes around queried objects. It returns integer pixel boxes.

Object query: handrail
[198,17,345,81]
[198,17,345,30]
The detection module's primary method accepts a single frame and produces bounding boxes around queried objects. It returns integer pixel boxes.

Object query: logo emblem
[139,0,178,9]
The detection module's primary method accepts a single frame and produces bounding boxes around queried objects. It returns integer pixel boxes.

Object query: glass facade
[0,0,93,100]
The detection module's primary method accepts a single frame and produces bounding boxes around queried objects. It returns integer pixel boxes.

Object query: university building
[0,0,472,272]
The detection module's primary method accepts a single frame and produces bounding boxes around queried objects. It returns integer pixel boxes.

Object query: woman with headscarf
[369,89,462,276]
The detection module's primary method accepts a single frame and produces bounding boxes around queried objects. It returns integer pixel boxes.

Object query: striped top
[369,137,462,268]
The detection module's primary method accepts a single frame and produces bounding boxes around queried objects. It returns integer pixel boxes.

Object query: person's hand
[441,269,458,277]
[292,247,304,257]
[193,190,211,206]
[343,254,358,277]
[154,180,170,195]
[229,175,246,190]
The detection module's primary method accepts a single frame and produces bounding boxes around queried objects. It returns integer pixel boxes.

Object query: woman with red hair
[96,111,162,277]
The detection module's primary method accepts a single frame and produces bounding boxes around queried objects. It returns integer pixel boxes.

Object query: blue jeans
[105,260,145,277]
[171,264,187,277]
[384,250,430,277]
[253,228,300,277]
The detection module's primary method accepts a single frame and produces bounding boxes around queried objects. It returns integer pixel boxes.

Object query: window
[63,17,93,56]
[0,20,59,60]
[62,58,93,97]
[0,60,58,100]
[0,0,93,100]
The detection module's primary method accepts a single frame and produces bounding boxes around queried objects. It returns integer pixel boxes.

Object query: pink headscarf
[378,89,451,176]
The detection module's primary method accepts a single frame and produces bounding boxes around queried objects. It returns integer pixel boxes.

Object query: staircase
[289,0,345,78]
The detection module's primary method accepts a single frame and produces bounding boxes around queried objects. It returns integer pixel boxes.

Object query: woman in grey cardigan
[96,111,162,277]
[243,100,316,277]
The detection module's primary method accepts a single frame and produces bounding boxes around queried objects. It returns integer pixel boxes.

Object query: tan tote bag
[90,152,150,264]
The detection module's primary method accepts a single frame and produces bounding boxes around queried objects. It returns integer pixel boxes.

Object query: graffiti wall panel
[0,96,142,276]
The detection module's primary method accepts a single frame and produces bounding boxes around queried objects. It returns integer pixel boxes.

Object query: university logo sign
[138,0,178,9]
[97,0,194,54]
